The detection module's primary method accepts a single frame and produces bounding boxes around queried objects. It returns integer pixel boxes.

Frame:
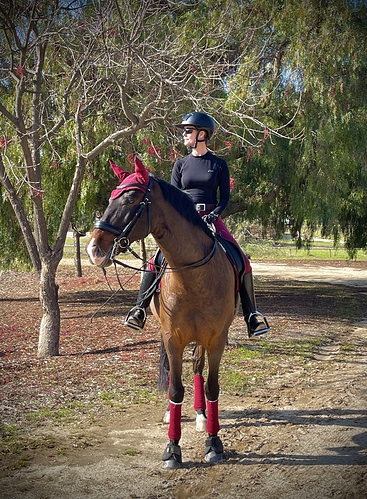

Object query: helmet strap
[193,129,207,148]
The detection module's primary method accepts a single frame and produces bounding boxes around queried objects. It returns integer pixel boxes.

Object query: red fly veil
[109,156,150,200]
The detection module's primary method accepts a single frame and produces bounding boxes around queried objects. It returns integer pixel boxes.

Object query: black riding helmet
[175,111,215,140]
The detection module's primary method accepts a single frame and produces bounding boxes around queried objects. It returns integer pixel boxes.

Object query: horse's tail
[157,338,170,392]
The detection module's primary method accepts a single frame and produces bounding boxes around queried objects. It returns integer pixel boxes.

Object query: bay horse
[86,156,239,468]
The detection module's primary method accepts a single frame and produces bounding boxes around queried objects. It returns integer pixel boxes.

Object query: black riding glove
[202,212,219,224]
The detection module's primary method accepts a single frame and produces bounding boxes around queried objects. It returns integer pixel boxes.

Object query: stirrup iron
[248,311,270,337]
[124,306,147,330]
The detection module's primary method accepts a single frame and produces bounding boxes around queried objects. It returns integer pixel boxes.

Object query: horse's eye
[125,194,137,205]
[120,193,135,205]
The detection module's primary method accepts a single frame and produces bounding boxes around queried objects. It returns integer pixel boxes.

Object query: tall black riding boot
[124,270,157,330]
[240,270,270,338]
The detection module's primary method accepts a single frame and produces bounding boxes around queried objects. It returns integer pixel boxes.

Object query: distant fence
[65,233,364,263]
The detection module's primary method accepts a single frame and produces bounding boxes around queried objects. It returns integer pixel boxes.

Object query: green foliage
[224,0,367,252]
[1,0,367,271]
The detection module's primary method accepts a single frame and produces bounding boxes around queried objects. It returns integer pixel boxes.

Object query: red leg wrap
[207,399,220,435]
[168,401,182,442]
[194,374,206,412]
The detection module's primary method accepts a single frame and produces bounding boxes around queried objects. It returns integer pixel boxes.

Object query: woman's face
[182,127,198,147]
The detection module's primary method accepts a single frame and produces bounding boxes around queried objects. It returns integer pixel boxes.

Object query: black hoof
[162,442,182,469]
[204,435,224,463]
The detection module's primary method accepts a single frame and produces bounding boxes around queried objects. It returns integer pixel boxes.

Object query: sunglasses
[182,128,196,134]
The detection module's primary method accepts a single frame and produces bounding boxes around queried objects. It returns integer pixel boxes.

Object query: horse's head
[86,156,152,267]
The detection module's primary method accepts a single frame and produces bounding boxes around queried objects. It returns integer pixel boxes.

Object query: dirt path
[252,261,367,288]
[1,262,366,499]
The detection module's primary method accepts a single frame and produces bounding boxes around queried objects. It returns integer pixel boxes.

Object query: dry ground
[0,260,366,499]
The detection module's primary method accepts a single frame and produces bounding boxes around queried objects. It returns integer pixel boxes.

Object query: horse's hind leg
[192,344,207,432]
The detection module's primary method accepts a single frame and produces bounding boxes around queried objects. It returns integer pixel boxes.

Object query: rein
[162,239,218,272]
[113,238,217,273]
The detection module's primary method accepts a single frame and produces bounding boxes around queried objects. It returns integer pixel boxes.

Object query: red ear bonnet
[109,160,130,182]
[109,156,150,200]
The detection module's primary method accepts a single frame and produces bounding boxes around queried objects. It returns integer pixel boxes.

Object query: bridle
[94,176,153,261]
[93,174,218,271]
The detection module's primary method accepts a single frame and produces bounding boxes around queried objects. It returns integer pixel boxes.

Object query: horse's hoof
[162,442,182,469]
[196,412,207,432]
[205,450,224,463]
[163,458,181,469]
[204,435,224,463]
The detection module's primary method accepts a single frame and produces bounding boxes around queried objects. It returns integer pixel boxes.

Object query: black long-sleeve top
[170,151,230,216]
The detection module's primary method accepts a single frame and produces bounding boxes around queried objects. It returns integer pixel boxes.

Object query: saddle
[215,234,246,291]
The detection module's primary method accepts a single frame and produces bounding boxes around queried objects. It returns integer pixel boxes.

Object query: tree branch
[0,155,41,273]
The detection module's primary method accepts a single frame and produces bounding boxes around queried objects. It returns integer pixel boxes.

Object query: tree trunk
[37,263,60,358]
[72,224,85,277]
[74,232,83,277]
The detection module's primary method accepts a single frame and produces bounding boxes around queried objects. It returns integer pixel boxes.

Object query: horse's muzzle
[85,237,113,268]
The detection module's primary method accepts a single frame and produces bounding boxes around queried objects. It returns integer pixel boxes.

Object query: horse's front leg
[162,351,185,469]
[204,346,225,463]
[193,344,207,432]
[162,343,207,431]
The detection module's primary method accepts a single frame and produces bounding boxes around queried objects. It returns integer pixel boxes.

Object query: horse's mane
[153,175,215,239]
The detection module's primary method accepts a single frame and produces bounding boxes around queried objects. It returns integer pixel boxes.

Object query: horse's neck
[151,206,213,270]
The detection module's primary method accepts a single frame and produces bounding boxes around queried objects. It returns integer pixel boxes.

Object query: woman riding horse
[125,111,270,338]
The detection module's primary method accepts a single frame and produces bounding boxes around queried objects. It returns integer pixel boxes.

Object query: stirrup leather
[247,311,270,337]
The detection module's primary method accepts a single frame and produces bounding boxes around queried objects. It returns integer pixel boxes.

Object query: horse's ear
[134,155,149,184]
[109,159,130,182]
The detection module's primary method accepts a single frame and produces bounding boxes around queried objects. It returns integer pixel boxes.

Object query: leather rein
[93,175,218,272]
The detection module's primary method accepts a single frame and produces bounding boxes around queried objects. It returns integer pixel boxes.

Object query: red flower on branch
[246,146,255,162]
[147,146,162,161]
[0,136,12,150]
[261,128,269,145]
[16,66,24,78]
[31,186,44,197]
[168,147,180,163]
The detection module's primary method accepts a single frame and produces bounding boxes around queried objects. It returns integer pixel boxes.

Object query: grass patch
[0,422,58,471]
[26,406,76,424]
[219,336,332,394]
[133,388,159,405]
[252,337,328,359]
[99,391,116,402]
[122,449,141,456]
[221,371,261,393]
[340,344,356,352]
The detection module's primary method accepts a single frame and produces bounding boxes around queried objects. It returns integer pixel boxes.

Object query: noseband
[94,176,153,260]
